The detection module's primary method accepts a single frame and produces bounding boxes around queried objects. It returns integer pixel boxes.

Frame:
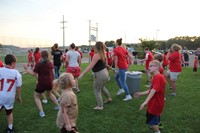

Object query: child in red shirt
[193,56,198,76]
[106,48,113,70]
[154,54,164,74]
[134,60,166,133]
[27,49,33,68]
[89,47,95,62]
[33,47,41,65]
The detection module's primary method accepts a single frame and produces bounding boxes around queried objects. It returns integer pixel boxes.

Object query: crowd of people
[1,40,200,133]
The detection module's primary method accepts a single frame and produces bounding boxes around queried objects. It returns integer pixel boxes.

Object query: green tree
[105,41,115,47]
[139,39,157,50]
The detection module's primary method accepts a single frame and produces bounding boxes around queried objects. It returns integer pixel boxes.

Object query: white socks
[8,124,13,129]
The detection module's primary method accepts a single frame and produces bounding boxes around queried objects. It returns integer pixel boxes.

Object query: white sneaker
[42,99,48,104]
[39,111,45,117]
[123,95,132,101]
[55,106,60,111]
[116,89,125,96]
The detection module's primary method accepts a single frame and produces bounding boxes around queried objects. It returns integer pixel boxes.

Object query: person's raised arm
[23,64,36,76]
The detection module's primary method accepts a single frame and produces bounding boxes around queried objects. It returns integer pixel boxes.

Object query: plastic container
[126,71,142,95]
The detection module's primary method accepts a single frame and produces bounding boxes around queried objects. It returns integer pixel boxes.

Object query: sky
[0,0,200,48]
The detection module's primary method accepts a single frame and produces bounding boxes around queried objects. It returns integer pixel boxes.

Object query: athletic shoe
[169,93,176,96]
[39,111,45,118]
[123,95,132,101]
[116,89,125,96]
[158,123,164,129]
[5,127,14,133]
[42,99,48,104]
[55,106,60,111]
[75,90,80,94]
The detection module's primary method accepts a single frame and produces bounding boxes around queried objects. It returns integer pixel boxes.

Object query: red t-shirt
[169,51,182,72]
[106,51,113,66]
[163,54,169,66]
[28,52,33,62]
[159,65,164,74]
[114,46,128,69]
[33,61,54,90]
[34,52,41,64]
[0,60,3,67]
[145,51,153,70]
[89,50,95,60]
[194,59,198,68]
[148,74,166,116]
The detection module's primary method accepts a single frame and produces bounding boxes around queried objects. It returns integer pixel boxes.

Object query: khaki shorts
[167,70,181,81]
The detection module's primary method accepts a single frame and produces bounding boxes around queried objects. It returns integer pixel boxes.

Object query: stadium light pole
[60,15,67,50]
[89,20,98,46]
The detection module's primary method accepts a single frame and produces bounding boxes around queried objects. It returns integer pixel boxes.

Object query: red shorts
[28,58,33,62]
[66,66,81,77]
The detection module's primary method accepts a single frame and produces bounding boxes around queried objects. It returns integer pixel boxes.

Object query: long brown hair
[95,41,106,62]
[40,50,49,63]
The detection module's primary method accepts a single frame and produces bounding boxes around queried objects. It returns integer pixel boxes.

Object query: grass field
[0,64,200,133]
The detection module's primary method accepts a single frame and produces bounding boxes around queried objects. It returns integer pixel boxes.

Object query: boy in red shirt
[193,56,198,76]
[134,60,166,133]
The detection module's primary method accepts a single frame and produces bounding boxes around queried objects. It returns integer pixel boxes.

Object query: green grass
[0,64,200,133]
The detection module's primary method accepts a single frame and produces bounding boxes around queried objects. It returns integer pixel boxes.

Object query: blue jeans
[54,65,60,79]
[115,68,130,95]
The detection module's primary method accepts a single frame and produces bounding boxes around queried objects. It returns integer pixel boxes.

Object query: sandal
[104,99,112,104]
[93,106,103,110]
[75,90,80,94]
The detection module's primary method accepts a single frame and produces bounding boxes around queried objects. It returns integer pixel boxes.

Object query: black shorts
[146,111,160,126]
[35,84,52,93]
[0,106,13,115]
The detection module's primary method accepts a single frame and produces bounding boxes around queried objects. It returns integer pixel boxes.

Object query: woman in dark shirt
[78,41,112,110]
[51,43,62,79]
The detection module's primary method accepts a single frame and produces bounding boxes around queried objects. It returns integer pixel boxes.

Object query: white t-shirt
[66,50,80,67]
[0,67,22,109]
